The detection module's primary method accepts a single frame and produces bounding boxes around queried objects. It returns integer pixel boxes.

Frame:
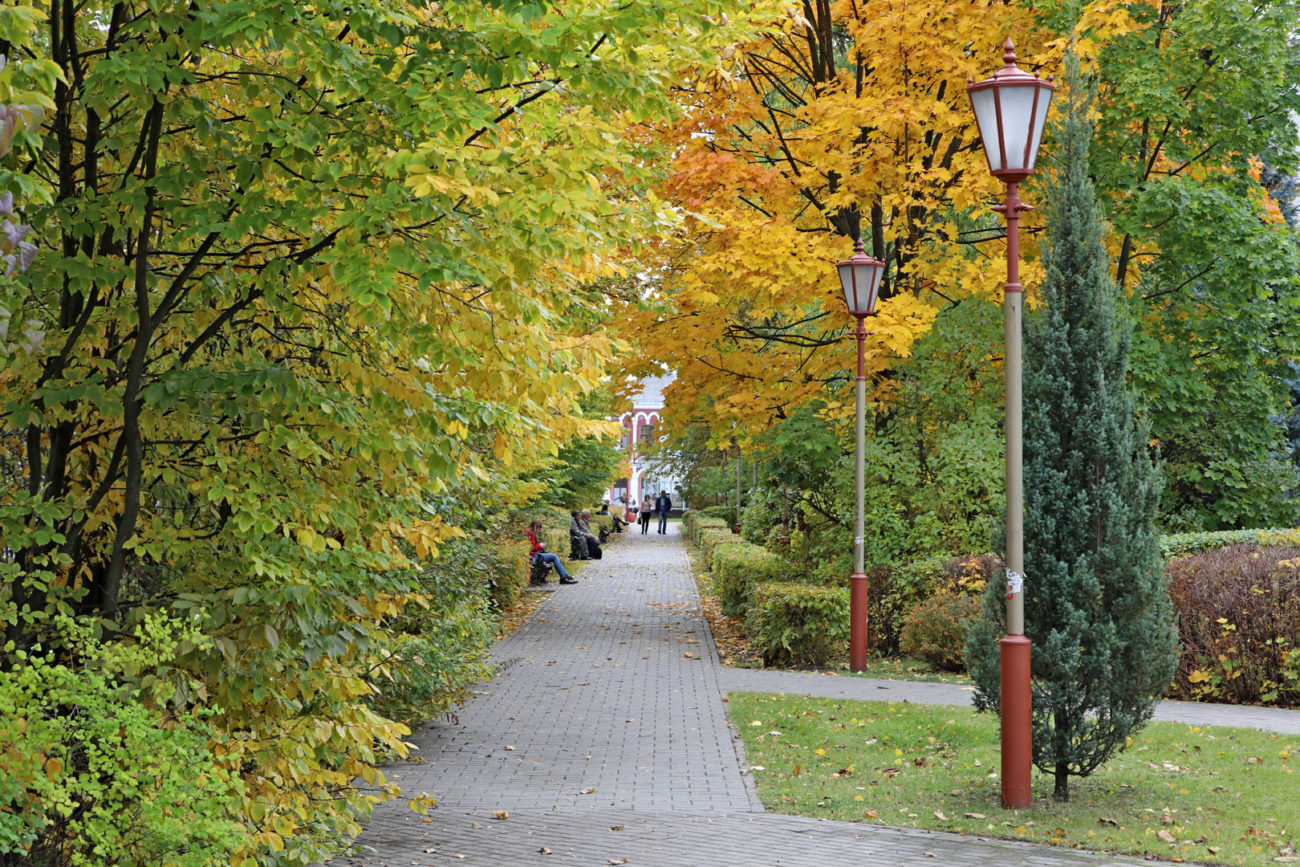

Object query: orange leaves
[637,0,1057,437]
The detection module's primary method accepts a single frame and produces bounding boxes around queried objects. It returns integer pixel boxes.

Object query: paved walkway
[339,525,1300,865]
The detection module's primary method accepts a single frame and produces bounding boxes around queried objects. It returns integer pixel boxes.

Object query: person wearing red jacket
[527,520,577,585]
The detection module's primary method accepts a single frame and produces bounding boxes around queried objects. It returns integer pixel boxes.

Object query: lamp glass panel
[996,85,1040,170]
[839,261,882,316]
[970,87,1002,171]
[1025,88,1053,171]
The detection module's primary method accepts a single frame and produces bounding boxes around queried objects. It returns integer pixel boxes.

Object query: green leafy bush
[684,514,728,543]
[1166,544,1300,706]
[0,615,245,866]
[698,504,736,526]
[713,542,792,618]
[739,489,781,545]
[371,534,494,726]
[1160,528,1300,559]
[899,593,981,671]
[870,554,999,655]
[696,527,742,562]
[746,583,849,667]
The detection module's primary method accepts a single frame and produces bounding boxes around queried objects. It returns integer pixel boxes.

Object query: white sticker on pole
[1005,569,1024,599]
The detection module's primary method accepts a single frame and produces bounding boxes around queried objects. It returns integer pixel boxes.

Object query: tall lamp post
[967,39,1054,810]
[836,240,885,673]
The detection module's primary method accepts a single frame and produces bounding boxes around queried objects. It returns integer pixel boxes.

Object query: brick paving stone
[338,526,1221,866]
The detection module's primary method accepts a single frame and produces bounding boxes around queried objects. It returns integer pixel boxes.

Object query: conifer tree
[965,58,1179,801]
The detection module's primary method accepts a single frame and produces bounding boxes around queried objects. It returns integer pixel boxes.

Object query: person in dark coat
[654,491,672,535]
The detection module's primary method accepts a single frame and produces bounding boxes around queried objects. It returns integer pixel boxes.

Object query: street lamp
[836,238,885,673]
[967,38,1054,810]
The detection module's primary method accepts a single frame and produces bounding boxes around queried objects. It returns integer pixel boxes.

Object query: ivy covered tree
[966,61,1178,801]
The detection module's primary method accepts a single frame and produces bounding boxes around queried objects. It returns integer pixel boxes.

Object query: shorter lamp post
[836,239,885,673]
[966,38,1054,810]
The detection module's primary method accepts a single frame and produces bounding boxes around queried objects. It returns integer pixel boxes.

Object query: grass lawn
[729,692,1299,866]
[845,656,974,685]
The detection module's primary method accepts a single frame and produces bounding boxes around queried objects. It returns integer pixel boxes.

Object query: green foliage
[967,70,1178,801]
[1086,0,1300,531]
[712,542,792,619]
[0,615,245,866]
[683,514,729,543]
[698,504,737,527]
[869,554,999,656]
[369,533,495,727]
[856,300,1007,565]
[746,583,849,667]
[0,0,741,859]
[696,527,743,563]
[527,433,624,511]
[899,594,980,672]
[1160,527,1300,559]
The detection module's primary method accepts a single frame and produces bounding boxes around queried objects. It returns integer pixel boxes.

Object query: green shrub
[0,615,245,866]
[373,534,494,725]
[1160,528,1300,559]
[698,504,736,526]
[870,553,1001,655]
[696,526,742,562]
[487,536,530,611]
[747,582,849,667]
[713,543,791,618]
[899,593,981,671]
[686,516,729,543]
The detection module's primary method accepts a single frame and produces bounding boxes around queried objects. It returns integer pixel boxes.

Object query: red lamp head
[967,39,1055,182]
[836,239,885,318]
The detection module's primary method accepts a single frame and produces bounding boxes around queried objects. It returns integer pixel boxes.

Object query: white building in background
[607,372,685,512]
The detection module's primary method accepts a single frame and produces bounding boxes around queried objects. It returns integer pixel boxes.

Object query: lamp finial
[1003,38,1017,68]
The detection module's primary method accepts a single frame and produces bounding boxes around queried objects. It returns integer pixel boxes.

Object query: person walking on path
[654,490,672,534]
[638,499,652,534]
[526,520,576,585]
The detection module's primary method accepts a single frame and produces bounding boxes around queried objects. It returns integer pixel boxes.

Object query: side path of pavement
[716,670,1300,736]
[336,526,1163,866]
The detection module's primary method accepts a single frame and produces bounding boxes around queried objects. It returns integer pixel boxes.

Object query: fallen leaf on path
[538,848,551,855]
[491,811,509,820]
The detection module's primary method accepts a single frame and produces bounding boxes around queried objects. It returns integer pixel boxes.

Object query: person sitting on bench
[569,510,590,560]
[577,509,602,559]
[527,520,576,585]
[599,502,625,533]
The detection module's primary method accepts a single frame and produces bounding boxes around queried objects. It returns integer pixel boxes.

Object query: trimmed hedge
[713,542,791,618]
[696,527,743,562]
[698,504,736,527]
[1161,528,1300,559]
[683,513,729,543]
[747,582,849,667]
